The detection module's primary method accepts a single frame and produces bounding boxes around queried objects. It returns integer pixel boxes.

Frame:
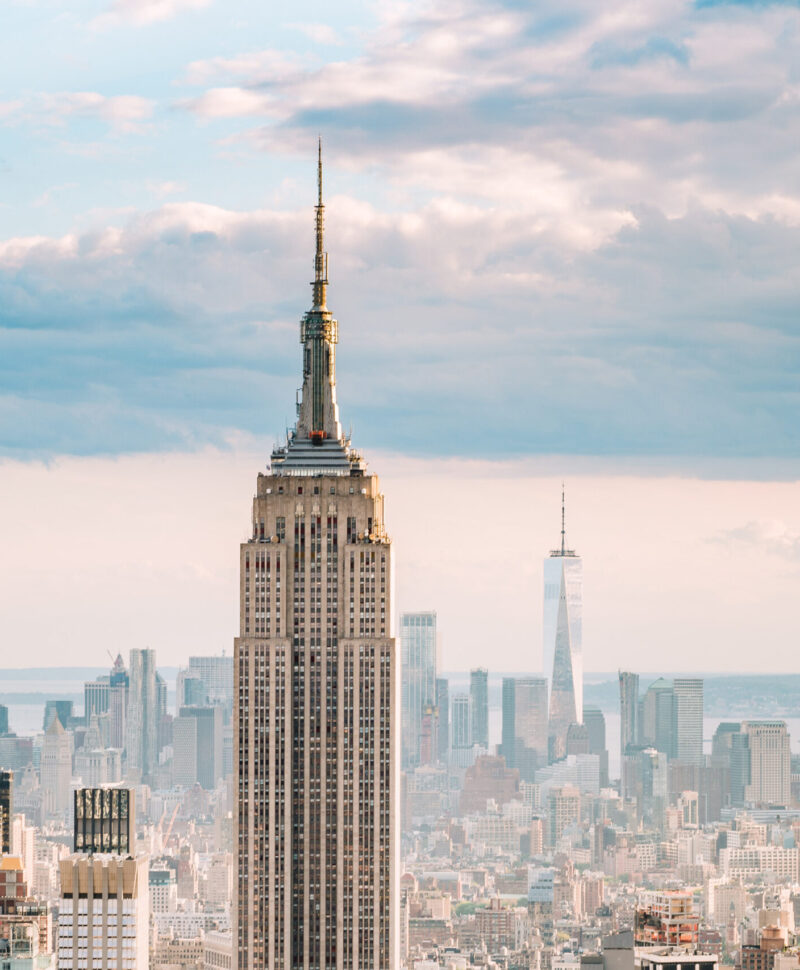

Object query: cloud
[2,92,155,133]
[0,196,798,462]
[176,0,799,227]
[713,520,800,562]
[181,87,275,119]
[286,22,344,46]
[93,0,213,27]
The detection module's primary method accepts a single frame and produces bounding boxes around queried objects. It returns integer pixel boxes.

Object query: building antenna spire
[561,482,566,556]
[312,135,328,309]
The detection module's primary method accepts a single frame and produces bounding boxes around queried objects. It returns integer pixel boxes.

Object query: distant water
[448,672,800,783]
[1,670,178,737]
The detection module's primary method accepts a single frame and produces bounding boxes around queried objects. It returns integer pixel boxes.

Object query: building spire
[561,482,566,556]
[312,136,328,310]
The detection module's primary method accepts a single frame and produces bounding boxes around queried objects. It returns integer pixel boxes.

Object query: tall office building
[0,769,11,854]
[108,653,129,750]
[450,694,472,752]
[175,706,223,789]
[544,490,583,761]
[235,147,397,970]
[58,856,149,970]
[500,677,548,779]
[673,678,703,766]
[41,716,72,820]
[470,668,489,748]
[743,721,791,806]
[618,671,639,764]
[400,612,437,769]
[84,677,110,723]
[640,677,675,756]
[0,704,8,735]
[126,648,158,784]
[74,788,134,855]
[583,707,609,788]
[188,654,234,708]
[436,677,449,762]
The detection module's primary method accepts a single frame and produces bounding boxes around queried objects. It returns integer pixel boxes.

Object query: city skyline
[1,4,799,970]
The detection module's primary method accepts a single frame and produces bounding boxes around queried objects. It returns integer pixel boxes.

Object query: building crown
[269,142,366,477]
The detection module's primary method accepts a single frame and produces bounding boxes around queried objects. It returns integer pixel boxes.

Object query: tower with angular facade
[235,146,397,970]
[544,490,582,761]
[400,611,437,769]
[126,648,157,784]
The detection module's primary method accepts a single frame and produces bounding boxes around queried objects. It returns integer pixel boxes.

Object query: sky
[0,0,799,670]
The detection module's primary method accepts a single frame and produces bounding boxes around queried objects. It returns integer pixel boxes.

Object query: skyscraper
[450,693,473,767]
[544,489,582,761]
[742,720,791,806]
[436,677,450,762]
[583,707,609,788]
[176,705,223,789]
[41,716,72,819]
[234,147,397,970]
[400,611,437,769]
[109,653,129,750]
[126,648,158,784]
[0,769,11,854]
[500,676,548,779]
[618,671,639,765]
[673,677,703,766]
[470,668,489,748]
[59,856,149,970]
[74,787,134,855]
[640,677,675,756]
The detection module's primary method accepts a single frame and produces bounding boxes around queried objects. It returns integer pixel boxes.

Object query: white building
[40,718,72,820]
[58,855,149,970]
[720,846,799,882]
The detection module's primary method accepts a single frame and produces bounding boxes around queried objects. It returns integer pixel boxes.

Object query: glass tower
[544,489,582,761]
[400,611,437,769]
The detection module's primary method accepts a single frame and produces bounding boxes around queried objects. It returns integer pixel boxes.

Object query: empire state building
[235,147,397,970]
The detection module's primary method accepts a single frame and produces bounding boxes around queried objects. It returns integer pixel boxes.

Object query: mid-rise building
[634,891,699,948]
[544,490,583,761]
[234,148,397,970]
[401,611,437,769]
[0,855,51,970]
[548,785,580,846]
[149,869,177,914]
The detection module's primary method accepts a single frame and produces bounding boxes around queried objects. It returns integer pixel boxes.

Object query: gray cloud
[0,196,797,463]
